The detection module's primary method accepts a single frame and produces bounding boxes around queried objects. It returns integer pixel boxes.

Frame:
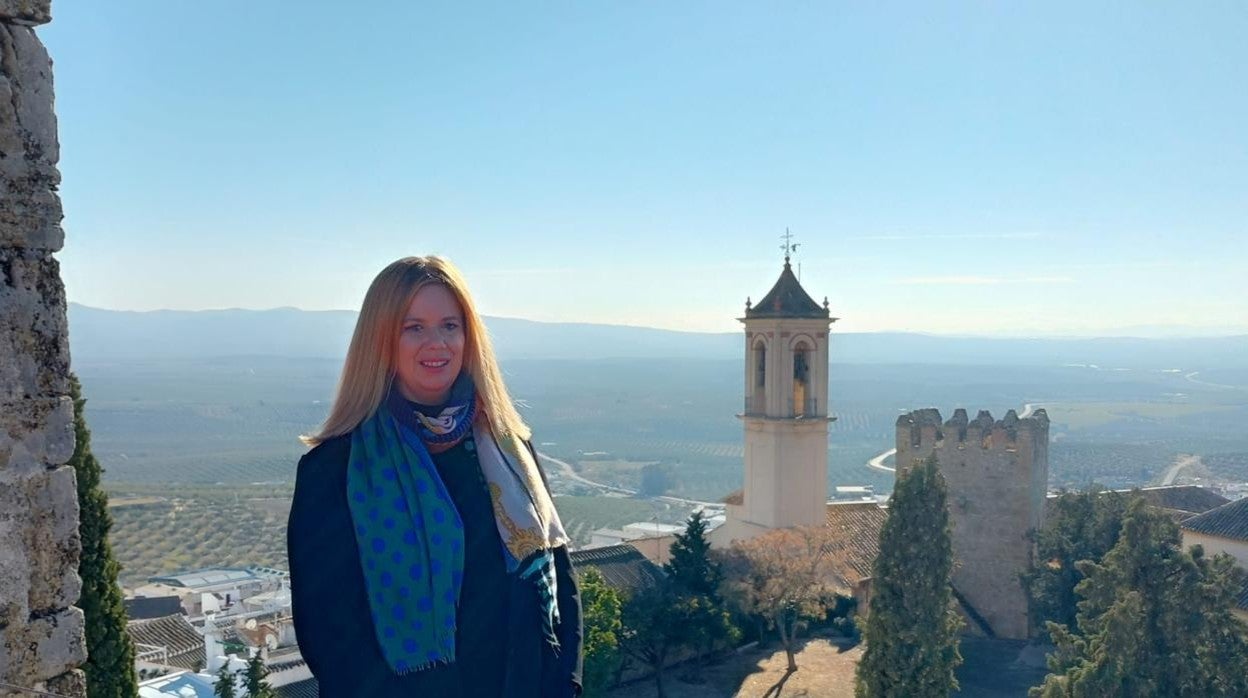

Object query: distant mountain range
[67,304,1248,369]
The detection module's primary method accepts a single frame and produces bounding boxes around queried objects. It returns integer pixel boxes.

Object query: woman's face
[394,283,466,405]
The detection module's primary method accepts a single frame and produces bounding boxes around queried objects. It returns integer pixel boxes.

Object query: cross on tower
[780,227,800,262]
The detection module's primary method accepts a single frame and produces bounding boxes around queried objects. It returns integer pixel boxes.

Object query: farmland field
[83,355,1248,581]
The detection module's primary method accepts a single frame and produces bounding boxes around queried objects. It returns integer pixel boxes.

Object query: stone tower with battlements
[0,1,87,695]
[894,407,1049,640]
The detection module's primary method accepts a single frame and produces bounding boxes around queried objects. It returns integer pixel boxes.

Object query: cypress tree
[69,374,138,697]
[664,510,720,598]
[856,453,962,698]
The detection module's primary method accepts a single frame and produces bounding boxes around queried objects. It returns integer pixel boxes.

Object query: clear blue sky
[43,1,1247,335]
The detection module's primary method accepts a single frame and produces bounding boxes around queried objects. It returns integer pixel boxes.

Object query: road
[866,403,1044,476]
[1185,371,1246,391]
[535,450,724,509]
[1160,453,1202,486]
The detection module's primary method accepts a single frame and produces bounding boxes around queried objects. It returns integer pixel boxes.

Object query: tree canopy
[721,525,842,673]
[664,510,721,599]
[1022,487,1130,631]
[856,453,962,698]
[579,568,623,697]
[1032,497,1248,697]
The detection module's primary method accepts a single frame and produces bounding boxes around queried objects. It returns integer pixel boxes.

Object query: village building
[129,566,289,618]
[1179,496,1248,621]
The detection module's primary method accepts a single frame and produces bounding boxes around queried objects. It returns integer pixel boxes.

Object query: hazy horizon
[44,3,1247,336]
[66,302,1246,340]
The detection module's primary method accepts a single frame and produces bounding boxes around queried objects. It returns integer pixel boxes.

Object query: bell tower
[719,235,837,541]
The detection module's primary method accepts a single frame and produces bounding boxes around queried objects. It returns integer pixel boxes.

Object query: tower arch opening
[751,337,767,413]
[792,339,813,416]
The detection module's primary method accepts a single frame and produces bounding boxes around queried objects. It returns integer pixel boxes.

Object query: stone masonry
[895,407,1049,640]
[1,0,88,695]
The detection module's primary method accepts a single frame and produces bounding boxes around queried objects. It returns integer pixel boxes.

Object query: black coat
[287,433,583,697]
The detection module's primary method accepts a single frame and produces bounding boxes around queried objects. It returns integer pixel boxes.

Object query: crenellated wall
[895,407,1049,640]
[0,1,87,695]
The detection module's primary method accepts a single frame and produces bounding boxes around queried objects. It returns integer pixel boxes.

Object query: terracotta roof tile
[126,614,204,671]
[570,543,665,594]
[824,501,888,584]
[1180,496,1248,542]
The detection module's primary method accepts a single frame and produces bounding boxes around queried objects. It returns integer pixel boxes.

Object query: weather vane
[780,227,800,262]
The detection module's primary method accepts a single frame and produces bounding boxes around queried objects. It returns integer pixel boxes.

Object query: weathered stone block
[0,23,62,250]
[0,250,70,401]
[0,468,82,692]
[0,397,74,472]
[0,608,86,690]
[43,669,87,698]
[24,466,81,613]
[0,1,52,26]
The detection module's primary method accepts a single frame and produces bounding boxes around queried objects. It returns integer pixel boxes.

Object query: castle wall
[0,1,87,694]
[895,407,1049,640]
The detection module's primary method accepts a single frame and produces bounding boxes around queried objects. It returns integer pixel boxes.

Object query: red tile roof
[824,501,888,585]
[1181,496,1248,542]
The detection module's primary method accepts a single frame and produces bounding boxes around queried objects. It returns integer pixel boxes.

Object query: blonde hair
[301,256,530,447]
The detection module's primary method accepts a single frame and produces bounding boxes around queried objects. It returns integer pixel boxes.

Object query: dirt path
[607,637,862,698]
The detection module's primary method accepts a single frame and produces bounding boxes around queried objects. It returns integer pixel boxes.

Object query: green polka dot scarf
[346,398,569,675]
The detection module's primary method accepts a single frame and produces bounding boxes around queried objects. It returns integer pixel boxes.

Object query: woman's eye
[443,322,460,332]
[405,325,422,333]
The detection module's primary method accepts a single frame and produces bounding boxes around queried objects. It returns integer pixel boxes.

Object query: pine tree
[856,453,962,698]
[213,663,238,698]
[578,568,623,697]
[1021,487,1129,631]
[664,510,720,598]
[1032,498,1248,697]
[69,374,138,698]
[244,651,274,698]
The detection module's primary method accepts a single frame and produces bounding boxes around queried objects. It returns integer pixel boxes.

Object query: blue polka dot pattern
[347,411,467,673]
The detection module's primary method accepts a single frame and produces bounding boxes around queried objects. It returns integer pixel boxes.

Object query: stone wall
[0,1,87,695]
[895,407,1049,640]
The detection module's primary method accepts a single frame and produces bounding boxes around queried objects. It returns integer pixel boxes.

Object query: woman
[288,256,582,697]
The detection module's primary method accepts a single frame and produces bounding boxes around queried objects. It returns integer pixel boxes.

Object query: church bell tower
[723,236,837,538]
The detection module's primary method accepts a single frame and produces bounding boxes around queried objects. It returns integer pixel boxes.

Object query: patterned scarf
[347,377,569,674]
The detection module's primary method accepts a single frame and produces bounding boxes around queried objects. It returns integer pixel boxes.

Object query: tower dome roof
[746,260,829,319]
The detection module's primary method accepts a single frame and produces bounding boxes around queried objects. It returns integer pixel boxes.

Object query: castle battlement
[896,407,1050,452]
[892,406,1050,640]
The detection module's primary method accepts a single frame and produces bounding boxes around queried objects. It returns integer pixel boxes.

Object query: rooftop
[1180,496,1248,542]
[137,670,216,698]
[1131,485,1230,515]
[124,595,184,621]
[127,614,205,671]
[147,567,260,590]
[744,260,830,320]
[1045,485,1230,520]
[823,501,889,584]
[570,543,666,594]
